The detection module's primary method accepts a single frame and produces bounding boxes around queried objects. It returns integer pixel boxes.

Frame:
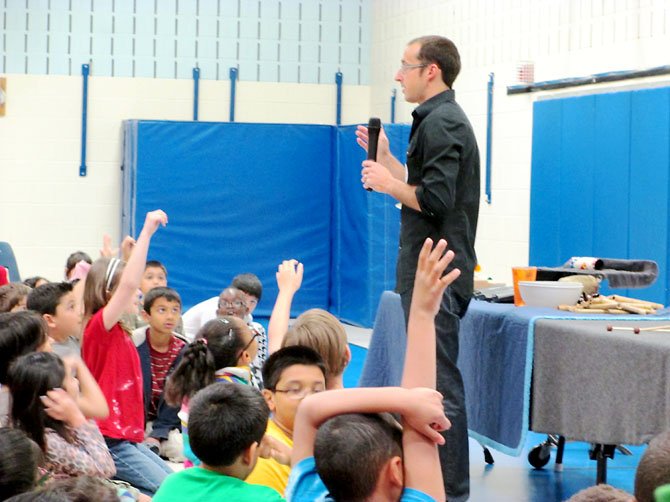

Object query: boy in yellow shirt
[246,345,326,495]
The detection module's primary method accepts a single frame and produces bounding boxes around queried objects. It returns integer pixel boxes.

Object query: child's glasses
[271,386,325,400]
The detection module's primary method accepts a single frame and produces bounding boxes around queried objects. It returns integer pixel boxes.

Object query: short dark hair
[231,273,263,301]
[188,382,269,467]
[145,260,167,275]
[0,428,41,499]
[143,286,182,313]
[409,35,461,88]
[22,277,49,289]
[262,345,326,391]
[314,413,403,502]
[0,311,48,384]
[65,251,92,278]
[26,282,73,316]
[635,430,670,502]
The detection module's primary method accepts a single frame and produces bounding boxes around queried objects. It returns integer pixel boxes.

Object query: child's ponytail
[164,339,215,406]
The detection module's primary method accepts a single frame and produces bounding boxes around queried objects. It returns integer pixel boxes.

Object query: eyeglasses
[238,332,261,356]
[271,386,325,400]
[398,62,428,74]
[219,300,246,309]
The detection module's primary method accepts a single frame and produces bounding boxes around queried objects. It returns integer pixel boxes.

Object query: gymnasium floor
[342,324,643,502]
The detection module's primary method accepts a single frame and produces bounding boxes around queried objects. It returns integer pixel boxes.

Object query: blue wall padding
[122,121,334,317]
[122,120,410,326]
[530,86,670,304]
[330,125,410,326]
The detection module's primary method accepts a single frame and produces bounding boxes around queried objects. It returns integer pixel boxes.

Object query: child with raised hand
[266,260,351,390]
[165,316,259,467]
[246,345,327,495]
[286,238,459,502]
[81,209,172,496]
[267,260,303,354]
[8,351,115,481]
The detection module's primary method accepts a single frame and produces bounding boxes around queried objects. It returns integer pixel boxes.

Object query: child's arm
[69,261,90,341]
[267,259,303,354]
[102,210,167,331]
[291,386,447,466]
[62,355,109,419]
[41,388,115,478]
[401,238,460,501]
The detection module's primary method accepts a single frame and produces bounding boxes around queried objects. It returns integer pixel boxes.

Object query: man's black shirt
[397,89,480,312]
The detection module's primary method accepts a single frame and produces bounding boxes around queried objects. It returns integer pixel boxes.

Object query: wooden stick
[639,324,670,332]
[610,295,664,309]
[619,304,651,315]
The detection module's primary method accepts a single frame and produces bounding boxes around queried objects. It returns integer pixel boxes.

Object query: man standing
[357,35,480,501]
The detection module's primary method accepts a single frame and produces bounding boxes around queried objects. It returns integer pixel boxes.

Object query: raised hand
[120,235,136,262]
[142,210,168,237]
[276,259,303,295]
[100,234,118,258]
[412,238,460,317]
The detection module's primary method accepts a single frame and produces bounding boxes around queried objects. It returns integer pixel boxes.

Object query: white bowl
[518,281,583,308]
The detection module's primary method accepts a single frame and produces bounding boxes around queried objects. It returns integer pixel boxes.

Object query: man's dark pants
[401,288,470,502]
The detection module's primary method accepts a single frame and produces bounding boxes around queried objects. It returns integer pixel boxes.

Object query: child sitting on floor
[0,311,52,426]
[132,286,186,461]
[286,238,460,502]
[81,210,172,496]
[266,260,350,390]
[165,316,259,467]
[246,345,327,495]
[8,351,115,481]
[153,382,284,502]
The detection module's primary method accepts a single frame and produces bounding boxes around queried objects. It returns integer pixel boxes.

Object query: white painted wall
[0,75,369,281]
[370,0,670,284]
[3,0,670,287]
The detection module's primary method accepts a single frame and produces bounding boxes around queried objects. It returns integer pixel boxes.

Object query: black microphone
[365,117,381,191]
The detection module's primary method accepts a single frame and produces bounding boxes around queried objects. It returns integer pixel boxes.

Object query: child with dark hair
[8,351,115,481]
[287,238,459,502]
[165,316,259,467]
[132,286,186,460]
[215,287,268,389]
[27,282,82,357]
[23,277,49,289]
[64,251,92,281]
[231,273,263,316]
[246,345,326,495]
[153,382,284,502]
[0,282,32,312]
[140,261,168,296]
[0,311,51,426]
[81,210,172,495]
[0,428,41,500]
[26,282,109,421]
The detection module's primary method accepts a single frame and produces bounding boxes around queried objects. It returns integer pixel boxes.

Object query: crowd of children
[2,212,670,502]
